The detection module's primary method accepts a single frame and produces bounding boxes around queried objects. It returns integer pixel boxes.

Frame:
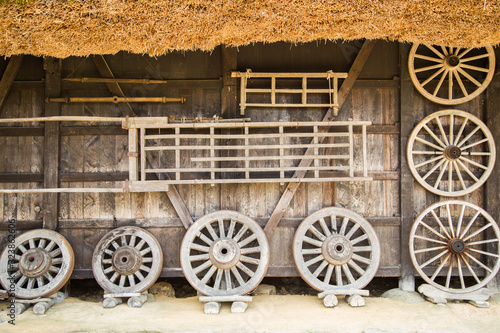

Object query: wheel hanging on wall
[293,207,380,292]
[409,200,500,293]
[180,210,269,296]
[407,110,495,197]
[0,229,74,299]
[92,226,163,294]
[408,44,495,105]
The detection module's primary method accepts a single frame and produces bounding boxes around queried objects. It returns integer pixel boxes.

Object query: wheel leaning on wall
[409,200,500,293]
[293,207,381,292]
[408,44,495,105]
[0,229,74,299]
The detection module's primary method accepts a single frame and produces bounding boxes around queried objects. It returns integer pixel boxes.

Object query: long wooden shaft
[46,96,185,103]
[263,40,378,240]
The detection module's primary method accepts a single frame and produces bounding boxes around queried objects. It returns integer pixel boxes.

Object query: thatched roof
[0,0,498,58]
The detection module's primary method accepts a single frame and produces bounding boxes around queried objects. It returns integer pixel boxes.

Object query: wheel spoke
[447,161,453,193]
[37,276,45,288]
[233,225,248,242]
[467,247,499,259]
[111,241,120,250]
[231,266,246,286]
[224,269,232,290]
[301,248,322,255]
[412,150,444,155]
[38,238,47,249]
[353,246,372,252]
[464,252,493,274]
[304,254,323,267]
[218,218,225,238]
[339,217,349,235]
[189,253,210,262]
[414,245,447,254]
[214,269,223,289]
[198,233,214,246]
[435,116,449,146]
[457,48,472,59]
[331,214,337,232]
[454,118,468,146]
[426,45,445,59]
[460,253,481,284]
[460,64,490,73]
[449,114,454,147]
[189,243,210,252]
[461,53,489,62]
[119,275,126,288]
[104,249,114,256]
[454,70,469,97]
[467,238,499,246]
[351,253,371,265]
[414,53,443,63]
[415,63,443,73]
[351,233,369,245]
[456,159,479,182]
[135,239,146,250]
[459,210,481,239]
[109,272,119,283]
[459,156,488,170]
[342,264,355,284]
[238,234,257,248]
[103,266,114,274]
[308,225,326,241]
[433,160,449,189]
[420,250,448,269]
[193,260,212,275]
[415,136,445,152]
[448,70,453,100]
[45,241,56,252]
[445,256,454,289]
[433,68,449,96]
[457,67,481,87]
[303,236,323,248]
[27,278,35,290]
[236,262,255,278]
[43,272,53,282]
[430,209,452,239]
[421,67,446,87]
[241,246,261,254]
[453,161,466,190]
[29,239,36,249]
[313,260,329,277]
[422,159,446,181]
[323,264,334,284]
[227,219,236,239]
[121,235,127,246]
[415,155,444,169]
[335,265,343,286]
[347,259,366,275]
[200,265,217,284]
[140,265,151,273]
[140,247,151,256]
[463,223,493,242]
[17,275,28,287]
[460,138,489,151]
[135,271,145,282]
[414,234,448,245]
[445,203,455,238]
[129,235,136,247]
[128,275,135,287]
[345,223,361,240]
[456,203,466,236]
[240,255,260,266]
[318,217,331,237]
[50,248,62,258]
[205,223,219,241]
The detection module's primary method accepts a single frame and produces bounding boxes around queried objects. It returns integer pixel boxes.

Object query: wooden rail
[232,70,348,116]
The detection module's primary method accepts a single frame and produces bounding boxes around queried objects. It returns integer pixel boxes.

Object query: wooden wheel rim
[92,226,163,294]
[0,229,74,299]
[180,210,269,296]
[409,44,495,105]
[293,207,380,291]
[407,110,495,197]
[409,200,500,293]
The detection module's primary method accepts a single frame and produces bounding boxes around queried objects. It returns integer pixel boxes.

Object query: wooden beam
[91,55,135,117]
[0,55,24,111]
[91,55,193,229]
[399,43,416,291]
[486,77,500,290]
[43,57,61,231]
[264,39,378,240]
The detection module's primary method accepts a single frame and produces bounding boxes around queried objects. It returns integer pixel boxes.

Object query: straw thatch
[0,0,498,58]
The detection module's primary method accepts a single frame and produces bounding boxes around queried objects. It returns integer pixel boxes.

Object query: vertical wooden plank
[0,55,23,111]
[43,57,61,230]
[485,75,500,289]
[221,46,238,119]
[128,129,138,181]
[399,43,416,291]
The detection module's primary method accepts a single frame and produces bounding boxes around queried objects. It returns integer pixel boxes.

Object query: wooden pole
[43,57,62,231]
[263,40,377,240]
[0,55,24,112]
[399,43,416,291]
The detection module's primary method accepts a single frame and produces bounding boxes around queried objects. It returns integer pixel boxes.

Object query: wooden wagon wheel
[409,200,500,293]
[92,226,163,294]
[0,229,74,299]
[293,207,380,291]
[180,211,269,296]
[407,110,495,197]
[408,44,495,105]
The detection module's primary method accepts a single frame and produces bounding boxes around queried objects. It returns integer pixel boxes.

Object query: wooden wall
[0,41,498,286]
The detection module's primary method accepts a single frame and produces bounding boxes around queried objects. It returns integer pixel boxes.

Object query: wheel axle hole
[335,245,343,252]
[221,248,228,255]
[121,257,128,263]
[28,256,35,263]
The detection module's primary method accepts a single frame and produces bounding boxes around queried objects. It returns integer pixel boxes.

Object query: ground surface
[1,278,500,333]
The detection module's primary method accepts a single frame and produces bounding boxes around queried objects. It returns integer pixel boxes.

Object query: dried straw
[0,0,498,58]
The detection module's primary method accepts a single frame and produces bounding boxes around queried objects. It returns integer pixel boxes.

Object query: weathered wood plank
[43,58,61,230]
[0,55,24,112]
[264,39,378,240]
[399,43,416,291]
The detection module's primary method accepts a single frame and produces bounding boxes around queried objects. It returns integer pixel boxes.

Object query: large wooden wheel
[409,200,500,293]
[409,44,495,105]
[0,229,74,299]
[293,207,380,291]
[407,110,495,197]
[180,211,269,296]
[92,227,163,294]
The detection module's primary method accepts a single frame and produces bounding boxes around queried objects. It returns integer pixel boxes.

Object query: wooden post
[0,55,24,112]
[399,43,416,291]
[221,46,238,119]
[263,40,377,240]
[43,57,62,230]
[485,74,499,290]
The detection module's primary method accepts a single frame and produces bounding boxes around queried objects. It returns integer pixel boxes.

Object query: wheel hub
[443,145,462,161]
[446,55,460,68]
[322,235,353,265]
[448,238,466,254]
[111,246,142,275]
[209,238,241,269]
[19,248,52,278]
